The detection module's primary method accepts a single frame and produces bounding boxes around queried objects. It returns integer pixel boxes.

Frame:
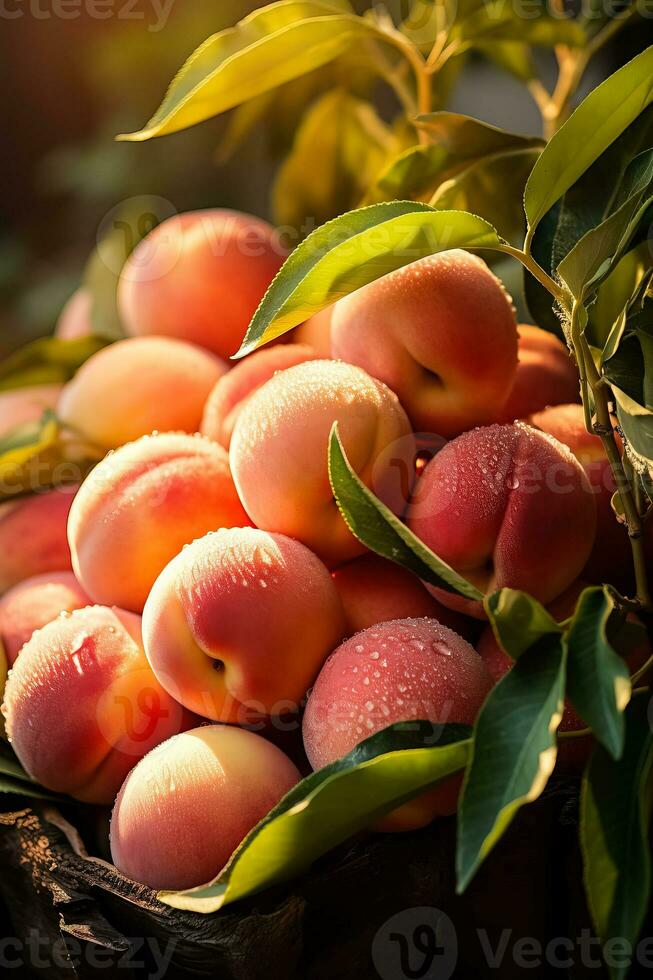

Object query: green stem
[500,244,566,305]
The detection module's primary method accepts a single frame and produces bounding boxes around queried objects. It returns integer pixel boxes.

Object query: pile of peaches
[0,208,636,894]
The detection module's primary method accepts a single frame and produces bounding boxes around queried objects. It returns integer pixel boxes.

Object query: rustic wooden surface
[0,786,608,979]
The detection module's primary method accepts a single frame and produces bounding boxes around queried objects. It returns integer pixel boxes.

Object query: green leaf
[371,114,541,210]
[431,147,540,244]
[0,335,109,392]
[273,89,395,231]
[581,697,653,980]
[558,148,653,300]
[118,1,380,142]
[485,589,561,661]
[477,40,535,82]
[159,722,472,913]
[524,46,653,237]
[565,587,631,759]
[237,202,506,355]
[457,633,565,892]
[451,1,586,50]
[328,424,483,601]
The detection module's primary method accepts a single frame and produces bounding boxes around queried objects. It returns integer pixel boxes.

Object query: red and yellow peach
[110,725,300,890]
[303,618,492,829]
[330,251,518,437]
[494,325,580,423]
[55,289,93,341]
[230,359,415,565]
[118,210,285,360]
[0,385,62,439]
[68,432,250,613]
[58,337,226,450]
[407,423,597,617]
[201,343,320,449]
[2,605,189,803]
[142,527,346,723]
[0,571,90,665]
[0,485,78,594]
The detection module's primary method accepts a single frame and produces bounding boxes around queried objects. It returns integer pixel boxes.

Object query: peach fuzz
[529,404,631,588]
[0,571,90,665]
[494,325,580,423]
[110,725,300,890]
[142,527,346,723]
[68,432,250,613]
[201,343,321,449]
[118,209,285,360]
[57,337,226,451]
[407,423,597,618]
[330,250,518,438]
[302,618,492,830]
[0,485,78,594]
[2,606,189,804]
[0,384,63,440]
[230,359,415,566]
[333,555,475,640]
[54,288,93,340]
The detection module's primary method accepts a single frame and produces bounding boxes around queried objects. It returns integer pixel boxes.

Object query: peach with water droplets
[142,527,346,723]
[68,432,250,613]
[407,423,597,618]
[230,359,415,565]
[3,605,189,804]
[0,571,90,665]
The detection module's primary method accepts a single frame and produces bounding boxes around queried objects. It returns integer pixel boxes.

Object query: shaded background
[0,0,650,351]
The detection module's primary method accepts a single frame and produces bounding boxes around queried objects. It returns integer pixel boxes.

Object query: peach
[55,289,92,341]
[0,384,62,439]
[293,307,334,356]
[2,606,189,804]
[407,423,597,618]
[494,325,580,423]
[201,343,320,449]
[118,210,285,360]
[333,555,475,640]
[0,485,78,594]
[68,432,250,613]
[0,644,6,736]
[110,725,300,890]
[0,571,90,665]
[330,251,518,437]
[142,527,346,723]
[529,403,631,588]
[230,360,415,565]
[58,337,226,450]
[303,618,492,829]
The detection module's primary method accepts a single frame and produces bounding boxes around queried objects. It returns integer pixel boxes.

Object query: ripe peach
[201,343,320,450]
[0,645,6,737]
[55,289,92,340]
[330,251,518,437]
[58,337,226,450]
[118,210,285,360]
[494,325,579,423]
[142,527,346,723]
[2,606,189,804]
[303,618,492,830]
[0,571,90,665]
[0,385,62,439]
[68,432,250,613]
[230,360,415,565]
[293,307,334,356]
[0,485,78,594]
[528,403,631,588]
[406,423,597,618]
[332,555,475,639]
[110,725,300,890]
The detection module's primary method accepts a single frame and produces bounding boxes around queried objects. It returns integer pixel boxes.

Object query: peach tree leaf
[159,722,472,913]
[328,424,483,601]
[456,633,566,892]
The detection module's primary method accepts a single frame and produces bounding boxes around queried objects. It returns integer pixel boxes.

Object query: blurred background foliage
[0,0,650,352]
